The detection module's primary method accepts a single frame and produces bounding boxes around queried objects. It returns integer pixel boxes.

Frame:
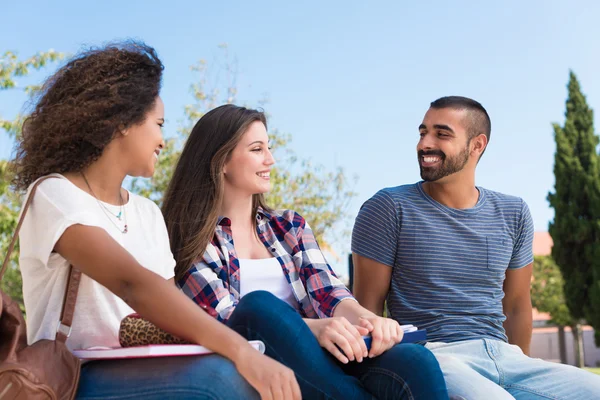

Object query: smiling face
[223,120,274,196]
[119,96,165,178]
[417,107,474,183]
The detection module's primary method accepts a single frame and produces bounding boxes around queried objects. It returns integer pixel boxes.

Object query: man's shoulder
[480,187,527,209]
[370,183,421,204]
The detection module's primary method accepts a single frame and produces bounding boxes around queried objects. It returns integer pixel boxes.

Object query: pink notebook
[73,340,265,360]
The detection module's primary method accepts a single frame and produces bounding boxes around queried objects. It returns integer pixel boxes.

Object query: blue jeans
[227,291,449,400]
[76,354,259,399]
[426,339,600,399]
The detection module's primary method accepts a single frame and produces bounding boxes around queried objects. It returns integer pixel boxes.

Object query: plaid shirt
[177,208,355,322]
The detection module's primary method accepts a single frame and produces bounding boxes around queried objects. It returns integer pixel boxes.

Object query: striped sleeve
[508,200,534,269]
[351,189,399,268]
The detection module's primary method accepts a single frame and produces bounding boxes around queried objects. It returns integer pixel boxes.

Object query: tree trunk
[558,326,567,364]
[571,324,585,368]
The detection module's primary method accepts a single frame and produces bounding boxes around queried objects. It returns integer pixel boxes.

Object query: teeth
[257,172,270,178]
[423,156,440,163]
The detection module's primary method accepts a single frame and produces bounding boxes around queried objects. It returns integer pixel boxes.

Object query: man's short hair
[430,96,491,144]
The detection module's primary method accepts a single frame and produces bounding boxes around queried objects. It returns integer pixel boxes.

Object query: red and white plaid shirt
[177,208,355,322]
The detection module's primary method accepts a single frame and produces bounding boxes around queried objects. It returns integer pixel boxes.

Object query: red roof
[533,232,553,256]
[533,308,551,321]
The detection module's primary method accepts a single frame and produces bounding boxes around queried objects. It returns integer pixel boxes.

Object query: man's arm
[352,253,392,316]
[502,263,533,355]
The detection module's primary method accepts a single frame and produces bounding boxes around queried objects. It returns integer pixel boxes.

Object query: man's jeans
[427,339,600,399]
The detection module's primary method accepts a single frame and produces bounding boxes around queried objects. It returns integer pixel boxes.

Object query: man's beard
[418,145,470,182]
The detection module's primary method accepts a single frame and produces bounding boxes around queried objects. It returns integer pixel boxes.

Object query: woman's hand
[305,317,370,364]
[55,225,300,399]
[358,315,403,358]
[234,345,301,400]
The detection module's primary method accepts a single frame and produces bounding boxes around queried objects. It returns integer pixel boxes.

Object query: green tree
[531,256,574,327]
[548,71,600,352]
[531,255,577,364]
[0,50,64,311]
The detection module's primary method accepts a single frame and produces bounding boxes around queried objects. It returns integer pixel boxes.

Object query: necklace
[81,172,128,234]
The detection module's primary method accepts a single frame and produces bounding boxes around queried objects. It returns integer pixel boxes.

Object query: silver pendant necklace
[81,172,128,234]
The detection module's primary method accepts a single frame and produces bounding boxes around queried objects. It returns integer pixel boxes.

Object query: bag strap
[56,265,81,343]
[0,175,81,343]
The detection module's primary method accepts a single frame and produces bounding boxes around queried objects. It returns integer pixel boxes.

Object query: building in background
[530,232,600,367]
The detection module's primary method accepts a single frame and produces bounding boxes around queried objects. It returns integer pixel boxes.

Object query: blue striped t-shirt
[351,182,534,343]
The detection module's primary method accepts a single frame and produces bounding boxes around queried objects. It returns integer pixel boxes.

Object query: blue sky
[2,1,600,277]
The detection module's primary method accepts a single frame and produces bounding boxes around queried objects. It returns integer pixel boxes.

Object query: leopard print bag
[119,304,218,347]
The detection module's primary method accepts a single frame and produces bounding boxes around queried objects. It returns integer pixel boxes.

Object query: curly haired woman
[13,41,300,400]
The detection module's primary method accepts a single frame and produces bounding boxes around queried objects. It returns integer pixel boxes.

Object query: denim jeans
[227,290,449,400]
[426,339,600,399]
[76,354,259,399]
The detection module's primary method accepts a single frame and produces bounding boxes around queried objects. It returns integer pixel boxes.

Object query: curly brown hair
[12,40,164,191]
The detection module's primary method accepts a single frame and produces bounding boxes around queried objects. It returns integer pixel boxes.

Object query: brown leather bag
[0,176,82,399]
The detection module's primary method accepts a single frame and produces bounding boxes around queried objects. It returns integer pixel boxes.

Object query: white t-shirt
[19,174,175,351]
[239,257,298,310]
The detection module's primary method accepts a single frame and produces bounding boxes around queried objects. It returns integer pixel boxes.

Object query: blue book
[402,329,427,343]
[363,328,427,351]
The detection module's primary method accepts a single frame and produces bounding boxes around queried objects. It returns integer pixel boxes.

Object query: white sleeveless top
[239,257,298,309]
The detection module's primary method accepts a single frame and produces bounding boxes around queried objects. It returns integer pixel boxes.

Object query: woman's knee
[184,355,259,399]
[233,290,296,325]
[77,356,260,400]
[237,290,279,311]
[384,344,443,375]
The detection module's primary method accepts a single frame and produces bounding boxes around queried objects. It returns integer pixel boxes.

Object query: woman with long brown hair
[162,104,449,400]
[13,42,299,400]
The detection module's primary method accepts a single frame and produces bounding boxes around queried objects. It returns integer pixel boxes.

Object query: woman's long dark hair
[162,104,272,280]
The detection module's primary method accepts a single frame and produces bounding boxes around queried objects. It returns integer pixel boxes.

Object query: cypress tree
[548,71,600,348]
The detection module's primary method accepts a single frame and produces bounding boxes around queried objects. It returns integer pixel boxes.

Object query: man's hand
[358,315,403,357]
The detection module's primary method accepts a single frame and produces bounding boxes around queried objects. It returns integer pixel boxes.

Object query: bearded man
[351,96,600,399]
